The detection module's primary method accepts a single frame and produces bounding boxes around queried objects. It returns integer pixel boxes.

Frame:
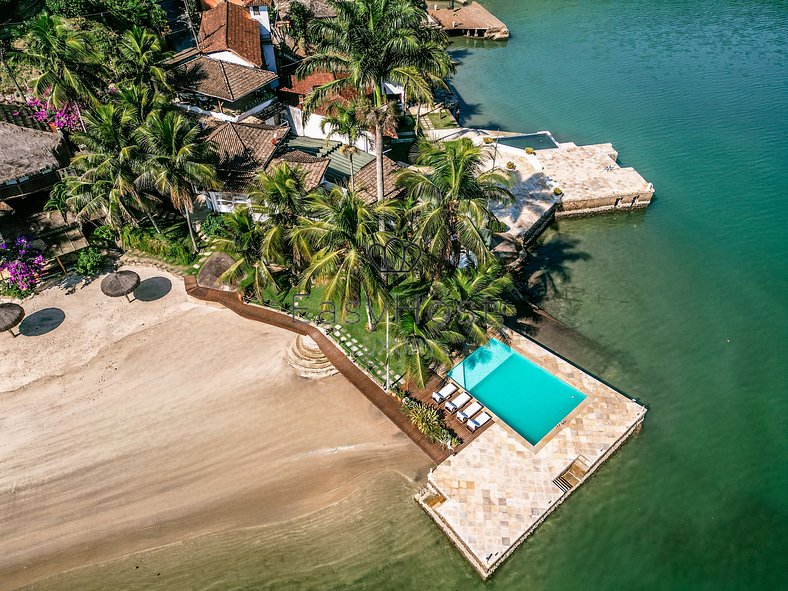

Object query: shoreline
[0,267,430,589]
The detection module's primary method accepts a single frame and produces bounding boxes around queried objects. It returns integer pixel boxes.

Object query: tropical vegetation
[298,0,454,201]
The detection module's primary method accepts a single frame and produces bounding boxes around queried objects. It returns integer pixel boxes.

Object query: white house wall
[285,106,372,152]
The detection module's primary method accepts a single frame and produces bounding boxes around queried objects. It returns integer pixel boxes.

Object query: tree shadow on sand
[19,307,65,337]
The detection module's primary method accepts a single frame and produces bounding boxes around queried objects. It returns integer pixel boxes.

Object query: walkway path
[183,276,451,464]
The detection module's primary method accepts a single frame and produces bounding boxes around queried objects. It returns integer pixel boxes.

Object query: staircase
[552,455,592,494]
[285,334,339,379]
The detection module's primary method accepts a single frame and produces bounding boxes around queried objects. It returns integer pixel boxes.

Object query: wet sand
[0,267,430,589]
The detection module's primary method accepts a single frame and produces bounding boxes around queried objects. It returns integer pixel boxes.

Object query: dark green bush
[75,247,104,276]
[200,212,227,238]
[93,225,117,242]
[120,224,194,266]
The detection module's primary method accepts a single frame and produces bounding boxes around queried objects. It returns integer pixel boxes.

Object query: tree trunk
[415,103,422,136]
[349,150,355,191]
[365,297,375,332]
[184,208,198,253]
[146,212,162,234]
[375,123,384,202]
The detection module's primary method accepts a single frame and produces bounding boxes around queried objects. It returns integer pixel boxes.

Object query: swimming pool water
[496,132,559,151]
[448,339,586,445]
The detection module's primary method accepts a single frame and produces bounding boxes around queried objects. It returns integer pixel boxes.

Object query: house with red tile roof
[169,2,281,123]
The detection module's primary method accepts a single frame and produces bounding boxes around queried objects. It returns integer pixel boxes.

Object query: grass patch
[425,110,458,130]
[252,284,407,387]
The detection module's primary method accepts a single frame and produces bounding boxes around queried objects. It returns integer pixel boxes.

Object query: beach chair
[445,391,471,413]
[431,382,458,403]
[468,412,491,431]
[457,401,482,423]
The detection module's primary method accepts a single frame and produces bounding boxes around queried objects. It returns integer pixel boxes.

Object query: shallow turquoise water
[31,1,788,589]
[449,338,585,445]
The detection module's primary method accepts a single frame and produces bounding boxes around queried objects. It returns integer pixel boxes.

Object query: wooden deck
[184,275,452,464]
[405,373,494,454]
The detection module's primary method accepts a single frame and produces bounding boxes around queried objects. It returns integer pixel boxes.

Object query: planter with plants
[506,161,516,170]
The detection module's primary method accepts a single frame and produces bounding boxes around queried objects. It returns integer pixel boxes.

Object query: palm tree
[298,0,454,201]
[115,83,169,127]
[60,104,159,230]
[390,292,461,389]
[397,138,514,271]
[14,14,102,113]
[395,65,446,135]
[319,99,367,190]
[293,187,397,330]
[436,261,515,347]
[248,162,314,289]
[116,26,171,92]
[136,111,217,252]
[360,99,400,201]
[212,208,273,298]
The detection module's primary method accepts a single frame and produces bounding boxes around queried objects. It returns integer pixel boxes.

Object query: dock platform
[428,1,509,40]
[417,332,646,579]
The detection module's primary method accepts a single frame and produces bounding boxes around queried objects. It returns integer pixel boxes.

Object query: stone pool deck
[417,332,646,579]
[428,127,654,248]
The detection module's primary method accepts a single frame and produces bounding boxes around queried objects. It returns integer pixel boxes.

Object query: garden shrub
[75,247,104,276]
[525,146,535,154]
[93,225,117,242]
[0,235,46,297]
[120,224,194,266]
[200,211,227,238]
[401,398,459,447]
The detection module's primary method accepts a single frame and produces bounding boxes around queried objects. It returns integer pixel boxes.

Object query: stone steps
[285,334,338,379]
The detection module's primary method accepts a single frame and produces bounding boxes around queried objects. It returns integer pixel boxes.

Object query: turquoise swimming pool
[448,339,586,445]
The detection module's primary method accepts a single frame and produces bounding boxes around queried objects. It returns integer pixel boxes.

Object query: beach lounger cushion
[457,401,482,422]
[445,392,471,412]
[431,382,458,403]
[468,412,491,431]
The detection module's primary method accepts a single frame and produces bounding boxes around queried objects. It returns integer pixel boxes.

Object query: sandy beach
[0,267,430,589]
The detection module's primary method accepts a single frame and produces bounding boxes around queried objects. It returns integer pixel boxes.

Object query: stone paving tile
[427,333,646,570]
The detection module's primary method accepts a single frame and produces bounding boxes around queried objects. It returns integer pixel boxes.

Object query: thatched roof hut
[0,104,70,201]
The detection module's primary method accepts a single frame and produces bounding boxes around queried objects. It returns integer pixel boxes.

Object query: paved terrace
[418,332,646,578]
[537,142,654,215]
[428,127,654,246]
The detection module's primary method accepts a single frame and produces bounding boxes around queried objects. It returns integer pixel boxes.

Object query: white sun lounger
[468,412,491,431]
[445,391,471,413]
[431,382,458,403]
[457,401,482,423]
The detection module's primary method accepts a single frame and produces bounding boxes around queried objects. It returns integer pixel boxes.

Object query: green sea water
[29,1,788,589]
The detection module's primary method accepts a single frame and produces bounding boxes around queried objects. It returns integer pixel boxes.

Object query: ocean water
[28,1,788,589]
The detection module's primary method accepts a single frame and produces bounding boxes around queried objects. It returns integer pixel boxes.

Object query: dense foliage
[0,236,46,296]
[74,246,104,276]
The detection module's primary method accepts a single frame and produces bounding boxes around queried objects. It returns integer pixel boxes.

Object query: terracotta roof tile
[199,1,263,67]
[266,150,329,190]
[175,56,277,101]
[353,155,403,203]
[207,121,290,190]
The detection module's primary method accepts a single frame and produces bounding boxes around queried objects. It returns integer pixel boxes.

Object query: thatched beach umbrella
[100,270,140,303]
[0,302,25,337]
